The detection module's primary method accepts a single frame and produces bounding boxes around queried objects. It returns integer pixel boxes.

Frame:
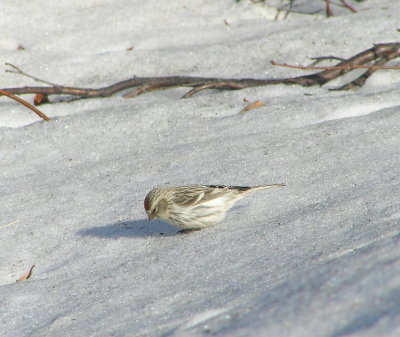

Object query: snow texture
[1,1,400,336]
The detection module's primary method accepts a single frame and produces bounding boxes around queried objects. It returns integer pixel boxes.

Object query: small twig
[0,89,50,121]
[339,0,357,13]
[274,0,296,20]
[181,82,246,98]
[284,0,295,19]
[271,61,400,71]
[5,63,60,87]
[0,220,20,230]
[309,56,346,66]
[122,85,158,98]
[326,0,357,17]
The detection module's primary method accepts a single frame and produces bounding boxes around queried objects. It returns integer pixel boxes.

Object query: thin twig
[309,56,346,66]
[326,0,357,17]
[181,82,247,98]
[271,61,400,71]
[284,0,295,19]
[274,0,295,20]
[5,63,60,87]
[0,89,50,121]
[0,220,20,230]
[340,0,357,13]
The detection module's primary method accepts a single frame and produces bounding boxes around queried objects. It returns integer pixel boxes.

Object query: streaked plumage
[144,184,285,232]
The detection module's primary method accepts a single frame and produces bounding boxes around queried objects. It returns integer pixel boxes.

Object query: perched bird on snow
[144,184,285,233]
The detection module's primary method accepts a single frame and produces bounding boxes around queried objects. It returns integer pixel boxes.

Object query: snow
[1,0,400,336]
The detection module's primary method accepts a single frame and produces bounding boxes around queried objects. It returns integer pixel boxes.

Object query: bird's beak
[148,213,155,221]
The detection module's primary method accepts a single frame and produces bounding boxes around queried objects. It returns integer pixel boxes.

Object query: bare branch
[1,43,399,103]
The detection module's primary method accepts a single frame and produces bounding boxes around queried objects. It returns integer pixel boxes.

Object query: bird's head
[144,187,169,221]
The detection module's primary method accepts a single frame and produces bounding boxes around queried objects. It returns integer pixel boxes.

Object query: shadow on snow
[77,218,179,238]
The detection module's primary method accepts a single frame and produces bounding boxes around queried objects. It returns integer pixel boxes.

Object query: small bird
[144,184,285,233]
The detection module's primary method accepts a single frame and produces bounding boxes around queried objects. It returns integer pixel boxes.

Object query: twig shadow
[77,219,179,238]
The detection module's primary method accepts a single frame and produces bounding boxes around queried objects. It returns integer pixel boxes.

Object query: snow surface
[1,0,400,336]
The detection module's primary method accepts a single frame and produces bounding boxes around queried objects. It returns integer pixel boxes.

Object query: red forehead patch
[144,198,150,211]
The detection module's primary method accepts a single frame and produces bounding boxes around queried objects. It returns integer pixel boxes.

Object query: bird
[144,184,285,233]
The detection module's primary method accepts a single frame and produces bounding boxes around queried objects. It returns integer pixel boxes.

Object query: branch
[1,42,399,104]
[279,42,400,87]
[1,75,283,98]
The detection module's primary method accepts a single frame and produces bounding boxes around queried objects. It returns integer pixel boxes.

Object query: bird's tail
[206,184,285,196]
[243,183,285,195]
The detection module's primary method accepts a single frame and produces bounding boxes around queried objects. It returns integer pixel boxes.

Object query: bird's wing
[173,185,227,207]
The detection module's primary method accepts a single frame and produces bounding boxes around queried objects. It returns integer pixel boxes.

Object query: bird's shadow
[77,219,180,238]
